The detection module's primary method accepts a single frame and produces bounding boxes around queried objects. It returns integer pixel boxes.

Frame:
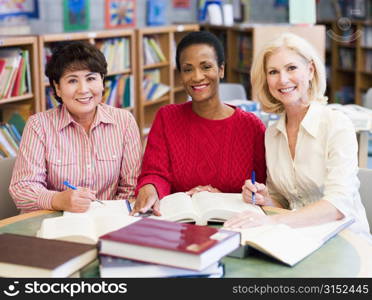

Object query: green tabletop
[0,212,365,278]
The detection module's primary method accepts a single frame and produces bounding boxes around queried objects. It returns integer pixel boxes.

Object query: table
[0,208,371,278]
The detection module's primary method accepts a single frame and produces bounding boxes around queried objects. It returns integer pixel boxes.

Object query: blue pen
[251,170,256,205]
[125,200,132,213]
[63,180,77,190]
[63,181,104,205]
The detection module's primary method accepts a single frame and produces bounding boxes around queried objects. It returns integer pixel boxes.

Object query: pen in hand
[63,180,104,205]
[251,170,256,205]
[125,199,132,213]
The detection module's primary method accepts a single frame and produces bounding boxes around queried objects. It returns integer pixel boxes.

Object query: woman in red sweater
[132,31,266,216]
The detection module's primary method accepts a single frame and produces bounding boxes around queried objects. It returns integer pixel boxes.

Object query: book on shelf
[0,233,97,278]
[153,191,265,225]
[99,255,225,278]
[37,200,139,244]
[230,217,354,267]
[99,218,240,271]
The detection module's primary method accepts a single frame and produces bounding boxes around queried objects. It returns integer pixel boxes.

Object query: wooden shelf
[143,96,170,107]
[136,24,199,142]
[0,93,35,105]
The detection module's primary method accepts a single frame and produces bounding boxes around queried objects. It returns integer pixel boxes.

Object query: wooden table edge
[0,210,54,227]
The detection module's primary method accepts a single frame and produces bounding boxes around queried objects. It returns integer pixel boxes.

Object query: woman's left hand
[185,185,221,196]
[223,210,277,229]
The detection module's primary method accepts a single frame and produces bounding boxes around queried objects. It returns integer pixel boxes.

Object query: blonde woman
[224,33,370,240]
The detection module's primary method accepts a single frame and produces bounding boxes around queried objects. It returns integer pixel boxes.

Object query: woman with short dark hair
[10,41,142,213]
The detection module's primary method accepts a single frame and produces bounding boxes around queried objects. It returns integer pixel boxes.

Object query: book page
[191,192,264,225]
[38,200,137,244]
[37,216,97,244]
[238,224,320,266]
[157,192,197,223]
[295,217,354,244]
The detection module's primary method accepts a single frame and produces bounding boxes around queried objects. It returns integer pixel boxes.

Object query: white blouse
[265,101,370,237]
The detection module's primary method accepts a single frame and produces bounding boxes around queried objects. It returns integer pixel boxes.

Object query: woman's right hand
[242,180,272,206]
[130,184,161,216]
[52,187,96,212]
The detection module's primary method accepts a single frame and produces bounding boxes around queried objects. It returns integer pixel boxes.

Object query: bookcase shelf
[201,24,325,101]
[325,20,372,105]
[136,24,199,141]
[38,29,136,115]
[0,36,39,159]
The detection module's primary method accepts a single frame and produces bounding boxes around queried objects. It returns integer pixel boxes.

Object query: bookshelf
[0,35,40,117]
[322,20,372,106]
[0,36,39,159]
[38,29,136,116]
[201,24,326,100]
[136,24,199,140]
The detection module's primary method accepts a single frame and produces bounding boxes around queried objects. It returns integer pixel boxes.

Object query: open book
[37,200,139,244]
[232,217,354,266]
[155,191,264,225]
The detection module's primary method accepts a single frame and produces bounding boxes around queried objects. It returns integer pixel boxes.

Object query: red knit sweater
[136,101,266,200]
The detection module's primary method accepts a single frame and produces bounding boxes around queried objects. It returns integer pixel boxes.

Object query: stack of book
[0,121,22,159]
[0,233,97,278]
[142,69,170,101]
[98,218,241,278]
[143,36,166,65]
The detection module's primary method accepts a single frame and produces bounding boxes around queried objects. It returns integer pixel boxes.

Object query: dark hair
[45,41,107,103]
[176,31,225,71]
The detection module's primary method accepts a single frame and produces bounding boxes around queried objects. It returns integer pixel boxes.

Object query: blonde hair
[251,33,327,114]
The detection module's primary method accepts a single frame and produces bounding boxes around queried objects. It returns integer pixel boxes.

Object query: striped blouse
[9,103,142,213]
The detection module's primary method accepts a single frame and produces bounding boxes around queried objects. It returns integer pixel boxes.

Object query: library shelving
[38,29,136,116]
[0,36,39,159]
[201,24,326,100]
[0,35,40,116]
[136,24,199,140]
[323,19,372,106]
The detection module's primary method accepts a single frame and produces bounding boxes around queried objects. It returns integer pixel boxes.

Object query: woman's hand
[52,187,96,212]
[242,180,273,206]
[185,185,221,196]
[131,184,161,216]
[223,210,277,229]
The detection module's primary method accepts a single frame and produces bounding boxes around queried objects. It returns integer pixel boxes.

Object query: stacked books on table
[98,218,241,278]
[0,233,97,278]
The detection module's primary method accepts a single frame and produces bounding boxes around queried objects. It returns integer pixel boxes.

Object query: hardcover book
[0,233,97,278]
[99,218,240,271]
[99,255,225,278]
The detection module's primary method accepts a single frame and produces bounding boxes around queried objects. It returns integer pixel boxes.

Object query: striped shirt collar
[57,103,115,131]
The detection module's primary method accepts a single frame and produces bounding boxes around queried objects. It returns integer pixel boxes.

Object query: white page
[239,224,320,266]
[191,192,264,224]
[158,193,196,222]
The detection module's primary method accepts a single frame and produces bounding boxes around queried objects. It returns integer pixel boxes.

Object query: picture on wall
[105,0,136,29]
[0,0,39,19]
[63,0,90,32]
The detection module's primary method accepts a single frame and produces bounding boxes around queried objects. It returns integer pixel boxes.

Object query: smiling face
[54,69,104,123]
[179,44,224,103]
[265,47,314,107]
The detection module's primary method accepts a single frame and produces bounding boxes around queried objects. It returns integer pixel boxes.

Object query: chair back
[0,157,19,220]
[358,168,372,233]
[219,83,247,101]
